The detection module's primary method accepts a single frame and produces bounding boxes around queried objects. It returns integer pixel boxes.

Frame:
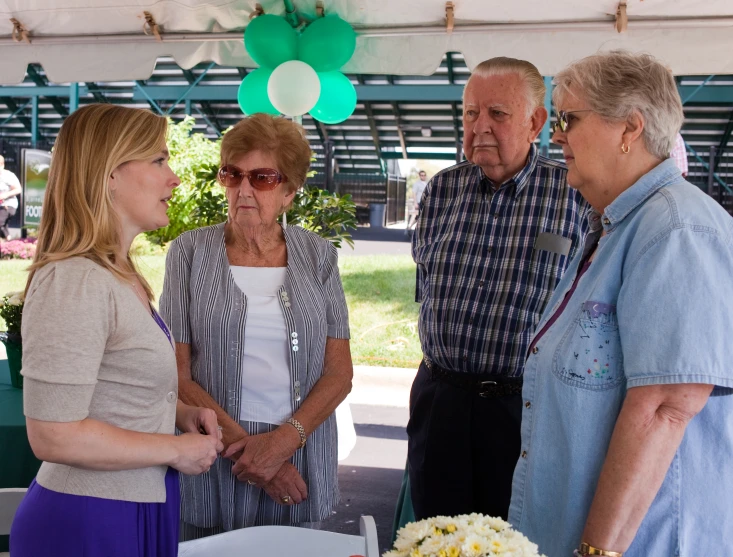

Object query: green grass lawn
[0,254,421,369]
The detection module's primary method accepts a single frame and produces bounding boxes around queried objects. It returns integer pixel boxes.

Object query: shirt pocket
[552,301,625,391]
[528,247,568,299]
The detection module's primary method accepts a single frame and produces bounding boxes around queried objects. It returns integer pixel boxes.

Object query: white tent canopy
[0,0,731,84]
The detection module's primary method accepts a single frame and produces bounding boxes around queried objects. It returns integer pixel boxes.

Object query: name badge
[534,232,571,256]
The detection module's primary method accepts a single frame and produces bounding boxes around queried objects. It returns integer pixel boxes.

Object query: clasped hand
[223,427,307,504]
[174,406,223,475]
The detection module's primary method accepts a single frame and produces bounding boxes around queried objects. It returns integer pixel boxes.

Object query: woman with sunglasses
[508,51,733,556]
[160,113,353,539]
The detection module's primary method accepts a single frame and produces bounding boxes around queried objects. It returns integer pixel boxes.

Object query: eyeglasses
[550,110,594,134]
[217,165,287,191]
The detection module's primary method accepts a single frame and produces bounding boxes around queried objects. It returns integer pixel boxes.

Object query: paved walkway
[339,224,412,257]
[327,364,415,552]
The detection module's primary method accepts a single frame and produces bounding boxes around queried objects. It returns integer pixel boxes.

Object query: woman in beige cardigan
[10,104,222,557]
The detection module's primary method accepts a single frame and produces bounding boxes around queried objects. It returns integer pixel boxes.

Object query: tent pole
[69,82,79,113]
[31,96,38,148]
[539,76,552,157]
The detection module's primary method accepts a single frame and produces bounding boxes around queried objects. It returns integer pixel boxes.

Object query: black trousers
[406,361,522,521]
[0,205,16,239]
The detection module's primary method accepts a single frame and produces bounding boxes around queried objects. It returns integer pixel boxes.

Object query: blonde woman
[160,113,353,539]
[10,104,223,557]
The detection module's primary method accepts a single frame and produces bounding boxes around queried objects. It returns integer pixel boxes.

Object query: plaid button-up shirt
[412,145,589,376]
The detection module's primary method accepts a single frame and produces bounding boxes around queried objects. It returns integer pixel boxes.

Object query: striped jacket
[160,223,350,528]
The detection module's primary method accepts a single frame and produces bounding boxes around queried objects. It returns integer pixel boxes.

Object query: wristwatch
[578,542,623,557]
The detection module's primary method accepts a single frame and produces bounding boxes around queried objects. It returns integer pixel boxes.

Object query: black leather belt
[424,360,523,398]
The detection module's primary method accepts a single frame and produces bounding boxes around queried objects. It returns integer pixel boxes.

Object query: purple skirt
[10,467,180,557]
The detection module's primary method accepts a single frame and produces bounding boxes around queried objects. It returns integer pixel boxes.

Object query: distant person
[0,155,21,239]
[413,170,428,208]
[407,170,429,231]
[669,132,688,177]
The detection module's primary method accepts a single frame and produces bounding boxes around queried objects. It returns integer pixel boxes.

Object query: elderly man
[408,57,589,520]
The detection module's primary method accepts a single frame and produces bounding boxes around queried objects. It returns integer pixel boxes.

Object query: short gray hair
[553,50,683,160]
[466,57,546,118]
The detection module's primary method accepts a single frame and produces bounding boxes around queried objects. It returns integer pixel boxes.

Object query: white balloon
[267,60,321,117]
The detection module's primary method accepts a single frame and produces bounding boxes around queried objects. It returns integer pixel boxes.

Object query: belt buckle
[478,380,497,398]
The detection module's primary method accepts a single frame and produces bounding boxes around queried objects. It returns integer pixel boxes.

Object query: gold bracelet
[578,542,623,557]
[286,417,307,449]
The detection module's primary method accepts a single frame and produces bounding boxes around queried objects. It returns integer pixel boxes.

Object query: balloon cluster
[238,14,357,124]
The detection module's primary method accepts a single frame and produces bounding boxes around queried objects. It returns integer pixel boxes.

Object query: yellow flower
[410,549,423,557]
[447,547,460,557]
[438,550,447,557]
[446,524,457,533]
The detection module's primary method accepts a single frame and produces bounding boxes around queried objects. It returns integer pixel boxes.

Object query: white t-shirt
[413,179,428,208]
[0,168,20,209]
[229,266,292,425]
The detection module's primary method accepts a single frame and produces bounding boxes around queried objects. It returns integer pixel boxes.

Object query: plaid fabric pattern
[669,133,688,176]
[412,145,589,376]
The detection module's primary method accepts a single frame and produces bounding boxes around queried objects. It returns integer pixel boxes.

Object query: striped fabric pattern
[413,145,590,377]
[159,223,350,531]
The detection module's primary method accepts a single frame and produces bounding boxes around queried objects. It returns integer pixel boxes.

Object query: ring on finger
[281,495,291,504]
[247,479,256,486]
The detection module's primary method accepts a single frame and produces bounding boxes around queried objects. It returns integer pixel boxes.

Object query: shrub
[0,238,36,260]
[144,117,224,245]
[288,187,357,248]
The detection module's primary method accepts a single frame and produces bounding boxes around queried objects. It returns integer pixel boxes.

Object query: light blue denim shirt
[509,159,733,557]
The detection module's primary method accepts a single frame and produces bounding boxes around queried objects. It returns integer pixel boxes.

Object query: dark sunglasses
[550,109,594,134]
[217,165,287,191]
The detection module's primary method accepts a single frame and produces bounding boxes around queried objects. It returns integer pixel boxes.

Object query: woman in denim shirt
[509,51,733,557]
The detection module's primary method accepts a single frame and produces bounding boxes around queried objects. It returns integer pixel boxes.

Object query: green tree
[145,117,224,245]
[288,186,356,248]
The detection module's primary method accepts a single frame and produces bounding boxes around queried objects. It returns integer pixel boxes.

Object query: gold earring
[621,143,630,154]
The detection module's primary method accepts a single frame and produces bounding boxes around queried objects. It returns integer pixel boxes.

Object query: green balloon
[244,14,297,68]
[298,15,356,72]
[237,69,279,116]
[310,72,356,124]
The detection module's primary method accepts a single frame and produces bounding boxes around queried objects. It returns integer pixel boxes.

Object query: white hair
[552,50,684,159]
[464,57,546,118]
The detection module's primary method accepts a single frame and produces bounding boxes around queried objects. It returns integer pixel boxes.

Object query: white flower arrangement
[0,289,25,336]
[385,514,546,557]
[1,290,25,307]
